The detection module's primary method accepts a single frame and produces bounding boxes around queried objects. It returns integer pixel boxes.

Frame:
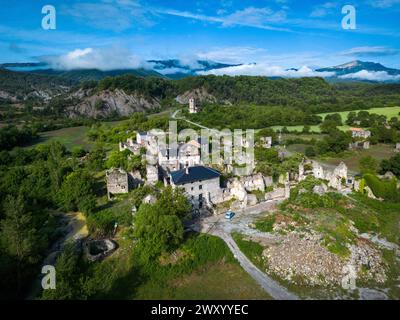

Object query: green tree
[0,195,40,292]
[359,156,379,174]
[57,170,97,214]
[381,154,400,178]
[305,146,316,157]
[42,243,83,300]
[133,187,190,259]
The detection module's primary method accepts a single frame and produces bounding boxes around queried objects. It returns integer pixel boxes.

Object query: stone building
[119,138,141,155]
[169,166,222,209]
[136,132,149,145]
[158,147,180,171]
[260,136,272,149]
[178,140,201,168]
[106,168,129,199]
[189,97,200,114]
[298,159,348,191]
[146,165,159,185]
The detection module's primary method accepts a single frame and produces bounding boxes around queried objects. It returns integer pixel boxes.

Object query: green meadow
[271,106,400,133]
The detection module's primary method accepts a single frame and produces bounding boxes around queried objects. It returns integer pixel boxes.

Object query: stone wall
[106,168,129,199]
[172,177,222,209]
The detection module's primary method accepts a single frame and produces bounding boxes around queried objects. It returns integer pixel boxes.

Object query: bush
[305,146,316,157]
[254,215,275,232]
[87,210,116,237]
[363,174,399,202]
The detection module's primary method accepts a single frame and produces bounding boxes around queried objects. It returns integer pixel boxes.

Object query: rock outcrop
[175,87,217,105]
[67,89,161,118]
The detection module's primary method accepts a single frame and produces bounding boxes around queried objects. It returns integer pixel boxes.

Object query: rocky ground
[258,231,387,288]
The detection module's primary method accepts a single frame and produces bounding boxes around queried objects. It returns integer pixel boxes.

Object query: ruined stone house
[260,136,272,149]
[106,168,129,199]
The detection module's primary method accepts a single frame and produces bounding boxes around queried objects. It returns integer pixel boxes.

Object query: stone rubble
[261,231,387,288]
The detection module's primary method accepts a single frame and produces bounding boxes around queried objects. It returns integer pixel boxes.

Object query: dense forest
[96,74,400,113]
[2,69,400,114]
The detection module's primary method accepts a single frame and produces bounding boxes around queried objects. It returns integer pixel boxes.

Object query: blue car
[225,211,235,220]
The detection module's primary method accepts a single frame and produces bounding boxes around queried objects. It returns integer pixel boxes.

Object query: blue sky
[0,0,399,72]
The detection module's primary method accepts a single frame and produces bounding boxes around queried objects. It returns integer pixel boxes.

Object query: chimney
[185,166,189,175]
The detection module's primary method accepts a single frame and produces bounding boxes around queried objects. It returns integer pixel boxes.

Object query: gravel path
[200,199,298,300]
[214,230,298,300]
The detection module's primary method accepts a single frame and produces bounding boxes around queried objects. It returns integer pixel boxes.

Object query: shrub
[87,210,116,237]
[363,174,399,202]
[254,215,276,232]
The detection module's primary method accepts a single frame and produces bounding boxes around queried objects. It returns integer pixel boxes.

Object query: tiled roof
[170,166,220,185]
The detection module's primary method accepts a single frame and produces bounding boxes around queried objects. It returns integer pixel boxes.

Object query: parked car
[225,210,235,220]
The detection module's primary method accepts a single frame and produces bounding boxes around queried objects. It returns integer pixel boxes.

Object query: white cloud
[196,47,268,64]
[39,47,150,71]
[368,0,400,8]
[156,67,190,75]
[197,63,334,78]
[340,46,399,57]
[62,1,155,32]
[310,2,338,18]
[157,7,292,32]
[339,70,400,81]
[222,7,288,26]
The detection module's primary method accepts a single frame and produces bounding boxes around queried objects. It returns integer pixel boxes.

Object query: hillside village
[1,71,400,301]
[106,99,393,213]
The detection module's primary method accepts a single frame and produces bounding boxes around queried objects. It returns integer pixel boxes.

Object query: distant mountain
[31,68,165,82]
[147,59,241,78]
[0,59,237,81]
[0,62,47,69]
[316,60,400,76]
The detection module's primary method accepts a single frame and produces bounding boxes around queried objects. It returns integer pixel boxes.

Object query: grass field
[25,120,127,151]
[319,106,400,121]
[135,260,271,300]
[271,106,400,133]
[33,126,93,150]
[271,124,350,133]
[317,143,396,173]
[90,233,271,300]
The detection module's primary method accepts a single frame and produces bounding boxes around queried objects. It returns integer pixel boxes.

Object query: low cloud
[38,47,150,71]
[197,63,335,78]
[156,67,190,75]
[339,70,400,81]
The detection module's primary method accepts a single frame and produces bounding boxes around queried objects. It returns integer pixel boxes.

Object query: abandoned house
[260,136,272,149]
[106,168,129,199]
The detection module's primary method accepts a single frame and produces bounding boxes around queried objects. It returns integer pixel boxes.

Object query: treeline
[0,69,72,99]
[94,74,400,114]
[0,142,101,298]
[0,126,38,150]
[188,104,321,129]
